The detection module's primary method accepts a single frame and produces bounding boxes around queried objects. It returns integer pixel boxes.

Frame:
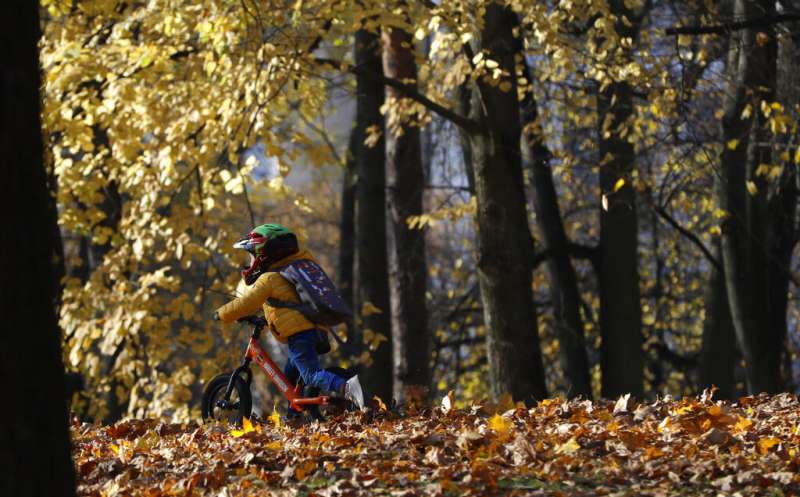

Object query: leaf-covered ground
[73,393,800,496]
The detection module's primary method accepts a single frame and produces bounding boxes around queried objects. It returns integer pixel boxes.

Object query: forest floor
[73,393,800,496]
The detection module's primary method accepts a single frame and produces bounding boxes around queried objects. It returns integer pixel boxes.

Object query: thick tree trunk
[468,3,547,403]
[457,83,476,193]
[767,26,800,389]
[0,3,77,496]
[520,57,592,400]
[338,128,358,310]
[699,244,737,400]
[717,0,780,394]
[354,29,393,402]
[382,27,431,402]
[597,0,644,399]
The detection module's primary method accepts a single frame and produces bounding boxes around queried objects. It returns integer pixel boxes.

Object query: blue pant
[284,330,346,414]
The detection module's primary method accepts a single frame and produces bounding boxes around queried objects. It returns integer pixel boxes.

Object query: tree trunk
[457,83,476,193]
[597,0,644,399]
[519,55,592,400]
[717,0,780,394]
[354,28,393,402]
[699,244,737,400]
[382,26,431,402]
[468,2,547,403]
[338,127,358,313]
[0,2,77,495]
[767,25,800,390]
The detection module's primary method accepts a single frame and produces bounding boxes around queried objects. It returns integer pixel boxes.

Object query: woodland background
[16,0,800,424]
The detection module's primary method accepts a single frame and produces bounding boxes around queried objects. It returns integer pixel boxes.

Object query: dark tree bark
[354,28,393,401]
[338,128,358,310]
[597,0,644,399]
[457,83,476,193]
[382,26,431,402]
[717,0,781,394]
[767,25,799,389]
[519,55,592,400]
[699,243,737,400]
[467,3,547,402]
[0,2,77,496]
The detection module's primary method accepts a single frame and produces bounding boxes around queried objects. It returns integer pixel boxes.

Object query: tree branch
[665,12,800,36]
[533,242,600,269]
[653,205,722,272]
[313,57,482,134]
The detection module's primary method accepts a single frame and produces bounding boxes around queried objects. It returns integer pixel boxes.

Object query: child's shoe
[344,375,364,409]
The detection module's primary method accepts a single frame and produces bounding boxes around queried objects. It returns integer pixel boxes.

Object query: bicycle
[201,315,356,424]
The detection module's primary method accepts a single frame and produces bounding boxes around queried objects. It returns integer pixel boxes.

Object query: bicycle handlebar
[236,315,267,328]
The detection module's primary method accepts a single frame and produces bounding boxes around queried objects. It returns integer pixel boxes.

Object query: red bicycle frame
[239,320,331,412]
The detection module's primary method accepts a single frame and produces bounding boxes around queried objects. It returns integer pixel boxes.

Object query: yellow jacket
[216,249,327,342]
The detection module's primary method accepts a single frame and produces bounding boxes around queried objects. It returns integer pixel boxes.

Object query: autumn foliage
[74,393,800,496]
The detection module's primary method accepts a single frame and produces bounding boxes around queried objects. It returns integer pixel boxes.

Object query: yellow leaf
[489,413,511,439]
[741,104,753,120]
[294,460,317,481]
[373,395,387,412]
[269,409,282,429]
[231,417,258,437]
[794,146,800,165]
[761,100,772,117]
[243,417,254,432]
[613,178,625,192]
[746,181,758,196]
[734,416,752,432]
[727,139,739,150]
[361,302,383,316]
[555,437,580,454]
[758,437,780,455]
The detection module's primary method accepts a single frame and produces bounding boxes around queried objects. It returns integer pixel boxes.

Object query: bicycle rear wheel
[201,373,252,425]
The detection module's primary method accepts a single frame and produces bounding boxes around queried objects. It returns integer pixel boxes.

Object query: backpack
[267,259,353,328]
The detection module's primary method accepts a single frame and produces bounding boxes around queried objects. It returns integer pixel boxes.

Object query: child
[213,223,363,418]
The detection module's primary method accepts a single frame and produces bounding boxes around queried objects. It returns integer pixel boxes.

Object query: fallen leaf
[555,437,580,454]
[489,414,512,440]
[441,390,454,413]
[614,393,631,414]
[757,437,780,455]
[373,395,387,412]
[701,427,731,446]
[294,460,316,481]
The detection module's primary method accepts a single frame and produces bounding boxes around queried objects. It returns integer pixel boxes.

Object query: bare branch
[313,57,482,134]
[653,205,721,272]
[666,12,800,36]
[533,243,600,269]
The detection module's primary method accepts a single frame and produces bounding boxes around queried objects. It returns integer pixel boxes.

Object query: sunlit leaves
[73,393,800,496]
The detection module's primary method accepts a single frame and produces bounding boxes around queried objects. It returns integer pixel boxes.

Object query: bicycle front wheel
[201,372,252,425]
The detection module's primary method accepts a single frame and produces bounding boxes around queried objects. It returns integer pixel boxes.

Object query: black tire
[201,373,252,425]
[306,367,357,421]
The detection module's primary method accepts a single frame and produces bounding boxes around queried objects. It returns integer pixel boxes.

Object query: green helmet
[233,223,298,284]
